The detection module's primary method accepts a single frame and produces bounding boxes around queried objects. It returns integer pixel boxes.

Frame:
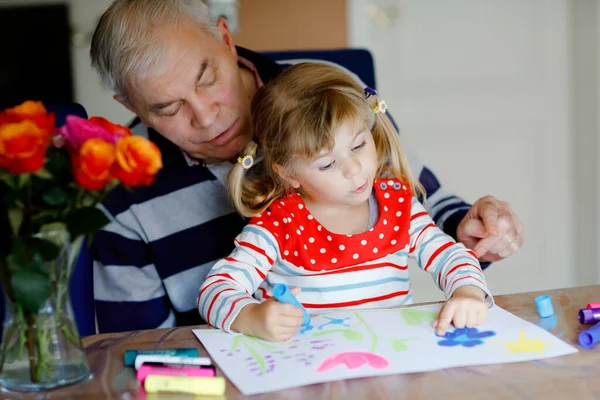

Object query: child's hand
[433,286,489,336]
[231,288,305,341]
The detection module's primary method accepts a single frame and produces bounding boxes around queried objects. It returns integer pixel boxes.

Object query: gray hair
[90,0,221,103]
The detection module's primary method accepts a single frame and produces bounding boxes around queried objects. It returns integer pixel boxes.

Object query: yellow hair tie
[238,155,254,169]
[373,100,388,114]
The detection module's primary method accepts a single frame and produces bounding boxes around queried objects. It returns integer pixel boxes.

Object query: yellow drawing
[492,331,550,356]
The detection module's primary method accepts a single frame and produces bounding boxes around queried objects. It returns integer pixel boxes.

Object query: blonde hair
[90,0,220,103]
[229,63,425,217]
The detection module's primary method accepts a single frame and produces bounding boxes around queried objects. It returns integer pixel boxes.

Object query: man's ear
[273,164,300,189]
[113,94,137,115]
[216,17,238,57]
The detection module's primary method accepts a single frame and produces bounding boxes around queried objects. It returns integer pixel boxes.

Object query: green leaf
[17,174,30,188]
[400,309,439,326]
[40,222,68,235]
[28,238,61,262]
[7,208,23,236]
[2,175,18,189]
[11,268,51,313]
[66,207,110,237]
[391,340,409,352]
[34,169,53,180]
[42,187,68,206]
[31,210,61,222]
[342,330,363,341]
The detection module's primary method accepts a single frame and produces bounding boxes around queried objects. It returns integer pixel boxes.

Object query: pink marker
[137,364,216,383]
[587,302,600,309]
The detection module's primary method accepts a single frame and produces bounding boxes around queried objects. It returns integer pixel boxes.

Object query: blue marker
[272,284,311,326]
[579,321,600,349]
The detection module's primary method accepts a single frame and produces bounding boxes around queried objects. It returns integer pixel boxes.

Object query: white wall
[572,0,599,286]
[0,0,134,124]
[348,0,598,302]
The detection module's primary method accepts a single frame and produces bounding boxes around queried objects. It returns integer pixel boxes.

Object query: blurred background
[1,0,598,302]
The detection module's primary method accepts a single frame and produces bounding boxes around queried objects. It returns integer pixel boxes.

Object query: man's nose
[189,93,218,129]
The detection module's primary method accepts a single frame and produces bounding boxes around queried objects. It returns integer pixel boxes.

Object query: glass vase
[0,231,90,391]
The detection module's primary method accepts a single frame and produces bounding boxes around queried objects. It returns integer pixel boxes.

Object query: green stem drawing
[247,336,277,350]
[355,312,379,352]
[243,342,266,374]
[228,335,243,353]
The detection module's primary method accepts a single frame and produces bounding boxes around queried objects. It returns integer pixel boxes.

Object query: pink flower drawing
[316,351,390,373]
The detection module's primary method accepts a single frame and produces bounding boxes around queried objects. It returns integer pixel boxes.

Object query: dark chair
[263,48,377,90]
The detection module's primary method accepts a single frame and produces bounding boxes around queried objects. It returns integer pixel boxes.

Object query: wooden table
[3,285,599,399]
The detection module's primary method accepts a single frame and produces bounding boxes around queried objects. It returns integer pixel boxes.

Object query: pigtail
[368,95,426,200]
[228,140,286,218]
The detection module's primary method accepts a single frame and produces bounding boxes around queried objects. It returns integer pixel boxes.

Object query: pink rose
[56,115,126,150]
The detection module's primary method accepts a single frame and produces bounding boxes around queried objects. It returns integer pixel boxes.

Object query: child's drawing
[194,305,578,395]
[436,327,496,348]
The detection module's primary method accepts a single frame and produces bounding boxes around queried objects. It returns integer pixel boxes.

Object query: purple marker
[579,307,600,324]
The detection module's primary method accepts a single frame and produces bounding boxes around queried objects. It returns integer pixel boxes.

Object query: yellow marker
[144,375,226,396]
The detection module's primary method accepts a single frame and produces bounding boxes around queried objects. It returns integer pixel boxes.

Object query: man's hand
[231,288,305,341]
[456,196,524,263]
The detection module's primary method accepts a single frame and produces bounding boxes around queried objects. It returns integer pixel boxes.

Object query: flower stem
[0,325,15,374]
[25,314,38,383]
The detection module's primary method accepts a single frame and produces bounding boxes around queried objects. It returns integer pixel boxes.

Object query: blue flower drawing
[436,327,496,348]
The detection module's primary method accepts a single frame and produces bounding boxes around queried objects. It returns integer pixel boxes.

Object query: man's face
[125,20,253,163]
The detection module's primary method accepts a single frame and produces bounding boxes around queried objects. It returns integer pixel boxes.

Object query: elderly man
[90,0,524,333]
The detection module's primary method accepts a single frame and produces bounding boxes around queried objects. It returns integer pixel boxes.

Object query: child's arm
[198,225,304,339]
[407,197,494,333]
[198,225,276,332]
[408,197,492,300]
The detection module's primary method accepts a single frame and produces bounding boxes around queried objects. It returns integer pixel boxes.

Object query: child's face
[285,117,379,208]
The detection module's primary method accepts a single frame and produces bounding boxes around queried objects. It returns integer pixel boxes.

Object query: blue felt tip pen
[272,284,310,326]
[124,348,199,367]
[579,321,600,349]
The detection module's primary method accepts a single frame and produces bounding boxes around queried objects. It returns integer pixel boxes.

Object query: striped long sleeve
[198,227,278,332]
[408,197,492,302]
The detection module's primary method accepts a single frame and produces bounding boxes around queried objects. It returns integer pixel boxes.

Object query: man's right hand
[231,287,305,341]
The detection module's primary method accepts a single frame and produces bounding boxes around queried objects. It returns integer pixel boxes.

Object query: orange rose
[89,116,131,138]
[0,120,50,174]
[0,101,55,132]
[72,138,116,191]
[112,136,162,187]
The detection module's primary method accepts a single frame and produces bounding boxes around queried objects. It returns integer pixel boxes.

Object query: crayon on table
[137,364,216,383]
[134,355,212,370]
[579,308,600,324]
[144,375,226,396]
[587,302,600,309]
[124,348,198,367]
[535,295,554,318]
[578,321,600,349]
[272,283,311,326]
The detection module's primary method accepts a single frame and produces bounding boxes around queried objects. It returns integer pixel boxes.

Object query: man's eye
[201,71,217,86]
[319,161,335,171]
[163,108,180,117]
[352,141,366,152]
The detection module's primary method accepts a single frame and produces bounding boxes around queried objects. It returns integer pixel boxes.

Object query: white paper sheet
[193,305,578,395]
